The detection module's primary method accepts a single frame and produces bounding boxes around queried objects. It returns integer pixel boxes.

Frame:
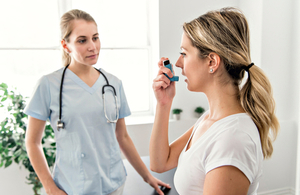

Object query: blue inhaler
[163,60,179,82]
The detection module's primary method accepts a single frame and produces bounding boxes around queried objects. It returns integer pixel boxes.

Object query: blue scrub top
[24,67,131,195]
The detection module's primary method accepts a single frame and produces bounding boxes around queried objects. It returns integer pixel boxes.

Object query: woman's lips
[87,54,98,58]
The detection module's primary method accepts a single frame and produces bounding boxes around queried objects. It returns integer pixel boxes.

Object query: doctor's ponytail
[60,9,97,66]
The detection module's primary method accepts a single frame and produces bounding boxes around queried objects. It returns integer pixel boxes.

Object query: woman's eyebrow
[76,36,86,40]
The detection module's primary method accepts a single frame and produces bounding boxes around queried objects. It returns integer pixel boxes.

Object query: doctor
[25,9,170,195]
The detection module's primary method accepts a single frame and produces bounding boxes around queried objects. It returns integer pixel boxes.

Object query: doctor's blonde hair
[60,9,97,66]
[183,7,279,159]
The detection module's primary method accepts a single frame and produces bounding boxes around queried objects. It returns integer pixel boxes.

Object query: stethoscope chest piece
[57,119,64,131]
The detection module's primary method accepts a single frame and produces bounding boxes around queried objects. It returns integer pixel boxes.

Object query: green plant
[194,106,205,114]
[0,83,56,195]
[172,108,183,114]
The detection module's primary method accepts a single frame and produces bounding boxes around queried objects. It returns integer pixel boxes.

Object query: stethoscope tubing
[57,64,118,131]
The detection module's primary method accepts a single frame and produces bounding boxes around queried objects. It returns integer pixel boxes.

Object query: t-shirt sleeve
[204,129,258,183]
[118,81,131,118]
[24,76,51,121]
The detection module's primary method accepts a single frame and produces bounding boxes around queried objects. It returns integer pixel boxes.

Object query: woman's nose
[175,56,182,68]
[88,41,96,51]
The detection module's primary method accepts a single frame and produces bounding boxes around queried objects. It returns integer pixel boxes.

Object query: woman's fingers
[153,80,169,91]
[153,74,171,90]
[157,66,174,80]
[158,57,169,68]
[153,179,171,195]
[158,180,171,189]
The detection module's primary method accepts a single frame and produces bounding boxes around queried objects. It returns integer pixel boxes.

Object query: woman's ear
[207,52,220,73]
[61,40,71,53]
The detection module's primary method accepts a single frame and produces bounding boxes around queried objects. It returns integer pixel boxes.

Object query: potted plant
[0,83,56,195]
[172,108,183,120]
[194,106,205,118]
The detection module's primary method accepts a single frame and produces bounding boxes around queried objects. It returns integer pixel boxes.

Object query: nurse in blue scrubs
[25,9,170,195]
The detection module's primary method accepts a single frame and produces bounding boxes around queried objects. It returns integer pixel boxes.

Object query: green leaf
[4,159,12,168]
[2,140,7,147]
[0,83,8,89]
[1,97,7,102]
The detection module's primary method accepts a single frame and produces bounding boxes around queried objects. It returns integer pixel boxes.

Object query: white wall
[0,0,298,194]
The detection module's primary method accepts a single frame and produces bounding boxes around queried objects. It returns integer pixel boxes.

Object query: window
[0,1,61,97]
[0,0,158,116]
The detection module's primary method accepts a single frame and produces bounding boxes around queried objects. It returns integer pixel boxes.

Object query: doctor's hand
[145,174,171,195]
[46,187,68,195]
[152,57,176,105]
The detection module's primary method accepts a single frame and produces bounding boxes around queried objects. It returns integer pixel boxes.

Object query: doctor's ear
[207,52,220,73]
[61,40,71,53]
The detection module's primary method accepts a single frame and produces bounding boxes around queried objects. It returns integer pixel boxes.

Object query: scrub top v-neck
[24,67,131,195]
[66,68,103,94]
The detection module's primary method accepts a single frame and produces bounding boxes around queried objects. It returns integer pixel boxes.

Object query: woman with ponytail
[150,7,279,195]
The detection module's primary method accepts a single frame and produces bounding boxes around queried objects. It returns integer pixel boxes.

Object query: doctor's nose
[88,41,97,51]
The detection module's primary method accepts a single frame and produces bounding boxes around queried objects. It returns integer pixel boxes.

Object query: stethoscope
[57,64,119,131]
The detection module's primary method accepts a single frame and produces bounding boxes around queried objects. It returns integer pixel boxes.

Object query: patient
[150,7,279,195]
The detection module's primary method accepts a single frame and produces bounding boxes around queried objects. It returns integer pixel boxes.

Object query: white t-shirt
[173,112,263,195]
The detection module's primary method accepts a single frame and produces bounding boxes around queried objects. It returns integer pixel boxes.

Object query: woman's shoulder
[39,67,65,80]
[33,67,65,89]
[213,113,261,148]
[98,68,122,84]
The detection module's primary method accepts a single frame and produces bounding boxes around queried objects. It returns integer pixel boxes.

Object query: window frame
[0,0,159,118]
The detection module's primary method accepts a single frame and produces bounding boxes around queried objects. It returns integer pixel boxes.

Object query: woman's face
[175,32,210,92]
[66,19,100,67]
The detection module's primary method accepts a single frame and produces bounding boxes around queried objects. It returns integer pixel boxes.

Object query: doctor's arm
[115,118,171,195]
[25,116,67,195]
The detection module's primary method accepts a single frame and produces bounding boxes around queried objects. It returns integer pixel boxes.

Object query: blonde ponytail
[240,65,279,158]
[62,50,71,67]
[183,7,279,159]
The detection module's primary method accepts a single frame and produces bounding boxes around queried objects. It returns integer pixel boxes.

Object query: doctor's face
[66,19,100,67]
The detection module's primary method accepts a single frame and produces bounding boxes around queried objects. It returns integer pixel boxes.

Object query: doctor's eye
[179,52,186,58]
[93,37,99,41]
[78,39,86,44]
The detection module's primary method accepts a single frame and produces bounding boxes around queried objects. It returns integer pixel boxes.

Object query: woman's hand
[53,189,68,195]
[145,174,171,195]
[152,57,176,105]
[45,187,68,195]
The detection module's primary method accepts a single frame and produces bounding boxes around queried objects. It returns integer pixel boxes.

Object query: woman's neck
[67,61,100,87]
[205,82,245,121]
[68,61,94,77]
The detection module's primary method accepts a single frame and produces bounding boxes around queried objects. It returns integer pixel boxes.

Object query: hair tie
[244,63,254,72]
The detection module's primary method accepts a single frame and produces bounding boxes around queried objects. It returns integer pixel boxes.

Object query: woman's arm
[25,116,67,195]
[150,107,194,173]
[115,118,170,195]
[149,57,193,173]
[203,166,250,195]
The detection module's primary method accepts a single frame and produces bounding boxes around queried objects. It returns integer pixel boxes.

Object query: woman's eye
[78,39,86,43]
[180,52,186,57]
[93,37,99,41]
